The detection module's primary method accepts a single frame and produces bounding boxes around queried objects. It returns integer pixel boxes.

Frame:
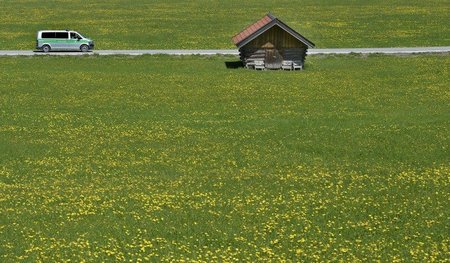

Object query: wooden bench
[292,61,303,70]
[254,60,265,70]
[282,60,293,70]
[245,60,256,69]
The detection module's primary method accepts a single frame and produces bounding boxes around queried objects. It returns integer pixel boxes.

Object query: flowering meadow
[0,54,448,261]
[1,0,449,49]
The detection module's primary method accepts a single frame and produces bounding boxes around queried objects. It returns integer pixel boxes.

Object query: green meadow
[1,0,449,49]
[1,54,449,261]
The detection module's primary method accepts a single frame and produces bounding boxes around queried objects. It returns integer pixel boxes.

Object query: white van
[36,30,94,52]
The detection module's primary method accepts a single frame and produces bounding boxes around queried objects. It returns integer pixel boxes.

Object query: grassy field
[0,54,449,261]
[1,0,449,50]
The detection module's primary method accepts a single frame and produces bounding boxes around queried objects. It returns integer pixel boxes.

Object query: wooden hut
[232,13,315,70]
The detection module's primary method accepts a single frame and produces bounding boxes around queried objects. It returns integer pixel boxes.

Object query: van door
[69,32,81,50]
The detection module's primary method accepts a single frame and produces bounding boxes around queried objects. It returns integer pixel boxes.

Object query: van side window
[70,32,80,39]
[42,32,55,38]
[55,32,68,39]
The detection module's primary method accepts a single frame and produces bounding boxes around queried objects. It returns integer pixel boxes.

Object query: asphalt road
[1,47,449,56]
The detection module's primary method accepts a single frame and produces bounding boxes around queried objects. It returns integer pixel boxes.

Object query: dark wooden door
[265,49,282,69]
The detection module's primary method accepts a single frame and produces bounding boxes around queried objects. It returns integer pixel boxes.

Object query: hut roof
[232,13,315,49]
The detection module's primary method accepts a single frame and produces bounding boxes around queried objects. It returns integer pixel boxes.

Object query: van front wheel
[42,45,50,53]
[80,45,89,52]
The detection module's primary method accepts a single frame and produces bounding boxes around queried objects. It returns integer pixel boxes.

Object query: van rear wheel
[42,45,50,53]
[80,44,89,52]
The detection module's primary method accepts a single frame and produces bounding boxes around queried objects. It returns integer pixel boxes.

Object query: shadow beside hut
[224,61,244,69]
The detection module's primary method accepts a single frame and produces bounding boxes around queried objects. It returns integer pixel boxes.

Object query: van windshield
[77,32,88,39]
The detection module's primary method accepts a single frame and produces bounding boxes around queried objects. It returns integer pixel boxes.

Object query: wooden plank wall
[283,48,306,61]
[245,25,307,49]
[239,48,307,68]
